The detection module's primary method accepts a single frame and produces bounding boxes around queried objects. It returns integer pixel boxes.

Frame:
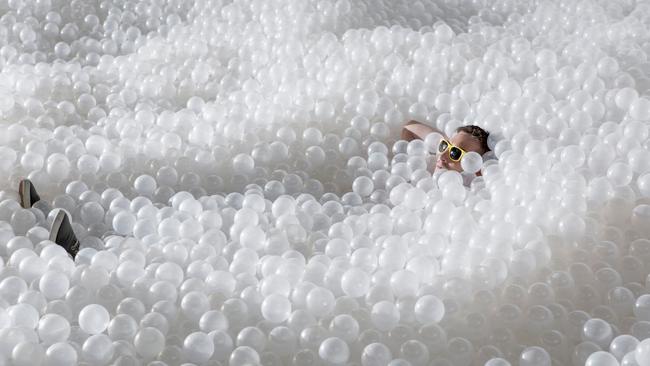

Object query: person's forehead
[450,131,481,152]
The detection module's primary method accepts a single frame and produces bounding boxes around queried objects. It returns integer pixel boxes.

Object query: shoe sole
[49,210,66,243]
[19,180,30,208]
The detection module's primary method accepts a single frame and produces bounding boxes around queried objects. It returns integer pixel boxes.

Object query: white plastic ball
[520,346,551,366]
[306,287,335,317]
[45,342,78,365]
[362,343,393,366]
[38,314,71,346]
[183,331,214,364]
[261,294,292,323]
[341,268,370,298]
[39,271,69,300]
[353,176,374,197]
[414,295,445,324]
[133,327,165,360]
[460,151,483,174]
[78,304,110,335]
[371,301,400,331]
[586,351,620,366]
[318,337,349,364]
[112,211,136,235]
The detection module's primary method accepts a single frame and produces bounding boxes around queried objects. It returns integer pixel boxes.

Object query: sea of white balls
[1,0,650,365]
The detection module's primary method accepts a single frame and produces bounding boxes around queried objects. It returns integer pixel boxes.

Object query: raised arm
[401,120,444,141]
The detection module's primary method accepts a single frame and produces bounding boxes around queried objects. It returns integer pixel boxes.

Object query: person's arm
[401,120,443,141]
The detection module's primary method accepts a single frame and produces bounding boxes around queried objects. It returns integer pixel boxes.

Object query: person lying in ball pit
[401,120,491,175]
[15,122,490,261]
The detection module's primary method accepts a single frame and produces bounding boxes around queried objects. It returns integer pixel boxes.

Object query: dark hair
[456,125,490,154]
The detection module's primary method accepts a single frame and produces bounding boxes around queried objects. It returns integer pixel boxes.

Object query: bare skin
[401,121,486,174]
[401,120,440,141]
[434,131,484,173]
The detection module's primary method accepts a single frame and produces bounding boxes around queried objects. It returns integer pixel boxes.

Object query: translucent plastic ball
[318,337,349,364]
[116,261,145,287]
[230,346,260,366]
[630,98,650,121]
[261,294,292,323]
[112,211,136,235]
[39,270,69,299]
[107,314,138,341]
[586,351,621,366]
[368,153,390,171]
[557,213,586,241]
[638,174,650,197]
[414,295,445,324]
[424,133,444,153]
[236,326,266,351]
[635,295,650,321]
[447,337,475,366]
[38,314,71,346]
[12,341,45,366]
[212,330,234,361]
[77,154,99,175]
[460,151,483,174]
[21,151,44,171]
[607,162,633,187]
[177,198,202,217]
[387,359,415,366]
[240,225,266,251]
[306,287,335,317]
[341,268,370,298]
[371,301,400,331]
[582,318,613,348]
[362,343,393,366]
[520,346,551,366]
[134,175,157,196]
[45,342,78,365]
[353,176,374,197]
[329,314,359,343]
[82,334,114,364]
[622,352,639,366]
[403,187,427,210]
[80,202,105,225]
[47,156,71,182]
[78,304,110,334]
[610,335,638,361]
[636,338,650,366]
[485,358,512,366]
[18,255,46,283]
[233,154,255,175]
[390,269,418,298]
[133,327,165,359]
[8,303,39,328]
[183,331,214,364]
[199,310,229,333]
[11,209,36,236]
[260,274,291,297]
[141,312,170,336]
[181,291,209,321]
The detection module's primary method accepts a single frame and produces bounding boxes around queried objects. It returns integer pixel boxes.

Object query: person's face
[435,131,484,172]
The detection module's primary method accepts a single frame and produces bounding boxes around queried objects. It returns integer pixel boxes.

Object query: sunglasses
[437,138,467,162]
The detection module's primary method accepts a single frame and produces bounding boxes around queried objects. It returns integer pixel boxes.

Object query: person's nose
[439,150,450,163]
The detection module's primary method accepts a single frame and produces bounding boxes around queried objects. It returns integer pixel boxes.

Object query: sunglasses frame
[437,138,467,162]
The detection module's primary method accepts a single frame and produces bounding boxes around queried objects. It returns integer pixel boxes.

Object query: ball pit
[1,0,650,365]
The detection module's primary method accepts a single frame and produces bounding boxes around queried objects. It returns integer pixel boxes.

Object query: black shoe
[49,210,80,258]
[18,179,40,208]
